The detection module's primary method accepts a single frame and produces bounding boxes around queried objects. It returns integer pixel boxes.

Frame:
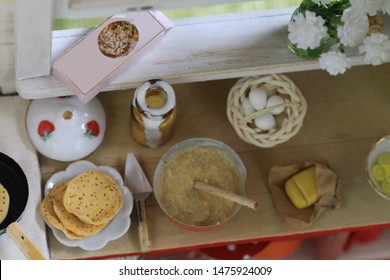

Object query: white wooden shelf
[15,8,390,100]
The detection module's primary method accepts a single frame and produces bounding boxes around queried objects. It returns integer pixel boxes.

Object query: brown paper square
[268,162,341,229]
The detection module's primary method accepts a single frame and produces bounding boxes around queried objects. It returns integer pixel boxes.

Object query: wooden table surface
[40,63,390,260]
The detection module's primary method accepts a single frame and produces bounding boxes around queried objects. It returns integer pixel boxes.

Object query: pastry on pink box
[53,10,174,103]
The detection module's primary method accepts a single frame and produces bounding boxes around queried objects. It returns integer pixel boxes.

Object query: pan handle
[6,222,47,260]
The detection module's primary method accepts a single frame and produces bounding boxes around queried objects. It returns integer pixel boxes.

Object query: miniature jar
[130,79,177,148]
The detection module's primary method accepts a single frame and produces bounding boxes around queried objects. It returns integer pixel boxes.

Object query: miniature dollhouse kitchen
[1,0,390,260]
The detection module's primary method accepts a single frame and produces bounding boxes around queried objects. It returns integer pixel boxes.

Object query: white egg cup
[26,96,106,162]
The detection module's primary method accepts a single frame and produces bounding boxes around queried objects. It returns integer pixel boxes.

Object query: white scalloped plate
[43,160,133,251]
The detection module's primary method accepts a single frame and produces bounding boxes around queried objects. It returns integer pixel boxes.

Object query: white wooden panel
[0,1,13,45]
[14,0,53,80]
[15,8,386,100]
[0,1,15,94]
[0,45,16,94]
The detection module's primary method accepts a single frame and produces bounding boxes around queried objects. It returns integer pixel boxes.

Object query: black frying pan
[0,152,46,259]
[0,152,29,234]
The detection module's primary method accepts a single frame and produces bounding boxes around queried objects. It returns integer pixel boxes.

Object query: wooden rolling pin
[193,181,259,210]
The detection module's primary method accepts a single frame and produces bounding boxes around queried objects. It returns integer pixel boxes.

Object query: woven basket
[227,74,307,148]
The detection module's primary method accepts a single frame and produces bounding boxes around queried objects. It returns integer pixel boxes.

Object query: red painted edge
[70,222,390,260]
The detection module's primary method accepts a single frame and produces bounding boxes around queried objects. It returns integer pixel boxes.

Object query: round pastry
[0,183,10,224]
[52,187,107,238]
[63,170,123,225]
[98,20,139,58]
[40,181,84,239]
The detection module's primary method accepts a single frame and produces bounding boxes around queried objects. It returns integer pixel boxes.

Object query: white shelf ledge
[15,8,390,99]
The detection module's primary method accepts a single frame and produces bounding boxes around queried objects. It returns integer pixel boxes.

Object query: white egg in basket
[43,161,133,251]
[227,74,307,148]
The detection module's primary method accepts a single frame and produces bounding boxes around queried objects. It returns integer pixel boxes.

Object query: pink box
[53,10,174,103]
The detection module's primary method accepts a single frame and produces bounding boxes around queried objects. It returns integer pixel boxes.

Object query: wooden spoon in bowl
[193,181,259,210]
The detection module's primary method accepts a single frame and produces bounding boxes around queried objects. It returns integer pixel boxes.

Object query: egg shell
[248,88,267,110]
[266,95,285,115]
[242,98,255,117]
[254,113,275,131]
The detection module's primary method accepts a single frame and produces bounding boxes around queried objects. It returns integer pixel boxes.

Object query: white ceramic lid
[26,96,106,162]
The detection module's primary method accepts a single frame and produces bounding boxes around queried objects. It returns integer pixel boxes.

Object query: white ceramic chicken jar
[26,96,106,162]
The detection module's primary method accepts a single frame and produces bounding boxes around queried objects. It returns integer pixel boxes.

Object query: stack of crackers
[40,170,123,239]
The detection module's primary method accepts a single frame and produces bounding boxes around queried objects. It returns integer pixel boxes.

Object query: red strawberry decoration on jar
[84,120,100,138]
[38,120,55,141]
[26,97,106,162]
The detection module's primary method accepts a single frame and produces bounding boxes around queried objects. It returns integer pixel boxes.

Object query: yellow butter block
[285,166,318,209]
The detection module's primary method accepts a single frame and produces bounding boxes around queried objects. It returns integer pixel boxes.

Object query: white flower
[359,33,390,65]
[288,11,328,50]
[383,0,390,15]
[319,51,351,75]
[312,0,332,4]
[337,8,369,47]
[349,0,383,16]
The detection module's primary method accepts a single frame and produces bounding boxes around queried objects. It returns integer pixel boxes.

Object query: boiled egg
[248,88,267,110]
[254,113,275,131]
[266,95,285,115]
[242,98,255,116]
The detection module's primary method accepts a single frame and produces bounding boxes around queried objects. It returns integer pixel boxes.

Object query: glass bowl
[153,138,247,231]
[366,135,390,200]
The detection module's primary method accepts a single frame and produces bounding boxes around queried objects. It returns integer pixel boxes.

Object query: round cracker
[0,183,10,224]
[63,170,123,225]
[40,181,84,240]
[52,187,107,237]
